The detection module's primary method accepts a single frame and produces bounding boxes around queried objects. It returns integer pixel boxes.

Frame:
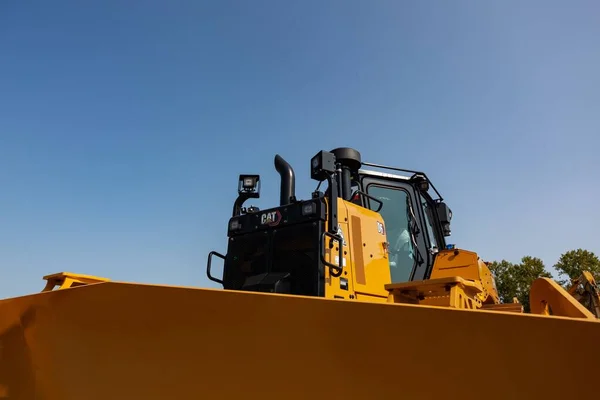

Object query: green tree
[488,256,552,312]
[487,260,518,303]
[553,249,600,286]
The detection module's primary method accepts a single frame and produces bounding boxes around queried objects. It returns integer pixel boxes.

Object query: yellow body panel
[345,200,391,299]
[530,277,596,319]
[431,249,500,304]
[386,276,485,309]
[1,281,599,399]
[42,272,110,291]
[323,199,390,300]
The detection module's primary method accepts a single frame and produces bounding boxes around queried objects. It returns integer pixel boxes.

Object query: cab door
[359,176,431,282]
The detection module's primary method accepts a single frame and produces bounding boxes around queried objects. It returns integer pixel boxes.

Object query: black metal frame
[361,161,444,201]
[352,190,383,212]
[233,175,260,217]
[415,190,447,252]
[311,151,345,277]
[320,231,343,277]
[206,251,226,285]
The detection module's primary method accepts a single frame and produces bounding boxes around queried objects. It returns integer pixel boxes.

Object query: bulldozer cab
[207,148,453,301]
[353,167,450,282]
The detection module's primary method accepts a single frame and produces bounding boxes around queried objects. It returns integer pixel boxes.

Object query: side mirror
[436,202,452,236]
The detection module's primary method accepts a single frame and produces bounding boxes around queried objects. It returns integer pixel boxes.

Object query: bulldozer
[0,147,598,399]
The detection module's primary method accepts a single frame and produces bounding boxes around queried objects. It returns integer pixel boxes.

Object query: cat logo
[260,210,282,226]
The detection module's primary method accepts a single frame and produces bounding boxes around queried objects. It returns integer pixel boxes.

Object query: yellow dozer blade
[1,278,599,399]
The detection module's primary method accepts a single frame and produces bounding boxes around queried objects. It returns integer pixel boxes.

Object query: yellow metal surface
[323,198,390,300]
[482,303,524,313]
[344,200,390,299]
[392,248,501,310]
[386,276,484,309]
[1,282,599,400]
[42,272,110,291]
[322,198,353,300]
[530,277,596,319]
[431,249,499,305]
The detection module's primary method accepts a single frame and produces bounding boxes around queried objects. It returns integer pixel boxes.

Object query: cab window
[367,185,414,283]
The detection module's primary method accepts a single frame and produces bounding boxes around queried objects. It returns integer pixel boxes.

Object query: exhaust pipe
[274,154,296,206]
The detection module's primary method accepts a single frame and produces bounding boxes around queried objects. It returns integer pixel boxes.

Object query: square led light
[238,174,260,197]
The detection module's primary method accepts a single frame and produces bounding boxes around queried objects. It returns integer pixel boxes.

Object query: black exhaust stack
[274,154,296,206]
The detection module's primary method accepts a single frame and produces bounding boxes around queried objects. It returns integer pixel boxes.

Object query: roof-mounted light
[310,151,336,182]
[410,173,430,192]
[237,175,260,198]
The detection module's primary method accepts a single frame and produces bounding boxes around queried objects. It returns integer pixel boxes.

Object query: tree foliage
[488,249,599,311]
[488,256,551,312]
[553,249,600,286]
[487,260,518,303]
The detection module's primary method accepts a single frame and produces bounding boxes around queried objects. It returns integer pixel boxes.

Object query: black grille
[223,221,323,296]
[223,232,269,290]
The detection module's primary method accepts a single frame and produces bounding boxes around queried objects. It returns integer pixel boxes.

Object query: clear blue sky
[1,1,599,298]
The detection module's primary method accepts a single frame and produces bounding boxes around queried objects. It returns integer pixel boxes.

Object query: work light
[238,174,260,198]
[310,151,336,181]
